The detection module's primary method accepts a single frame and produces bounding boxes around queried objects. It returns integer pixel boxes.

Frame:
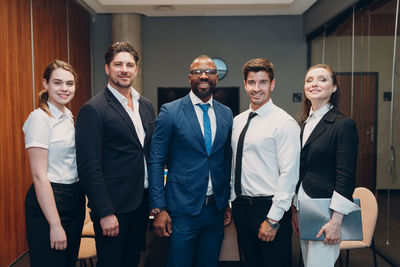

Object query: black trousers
[25,182,85,267]
[91,189,149,267]
[232,196,292,267]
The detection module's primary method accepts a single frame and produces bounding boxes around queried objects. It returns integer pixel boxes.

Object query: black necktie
[234,112,257,197]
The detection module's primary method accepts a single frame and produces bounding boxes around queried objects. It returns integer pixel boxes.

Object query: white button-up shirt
[231,99,300,221]
[108,84,149,188]
[22,102,78,184]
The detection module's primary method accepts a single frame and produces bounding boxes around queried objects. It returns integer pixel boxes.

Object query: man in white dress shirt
[231,58,300,267]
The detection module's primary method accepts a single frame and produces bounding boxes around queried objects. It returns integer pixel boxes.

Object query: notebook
[298,198,363,241]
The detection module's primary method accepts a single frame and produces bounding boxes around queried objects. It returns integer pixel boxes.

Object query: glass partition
[309,0,400,264]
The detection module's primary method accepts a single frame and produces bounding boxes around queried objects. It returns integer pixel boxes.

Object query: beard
[191,80,216,99]
[110,75,134,89]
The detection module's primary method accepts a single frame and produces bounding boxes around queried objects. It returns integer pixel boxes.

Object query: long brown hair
[300,64,340,123]
[39,60,77,116]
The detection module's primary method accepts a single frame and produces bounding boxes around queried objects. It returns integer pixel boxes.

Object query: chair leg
[339,251,343,267]
[346,249,350,267]
[371,238,377,267]
[89,257,95,267]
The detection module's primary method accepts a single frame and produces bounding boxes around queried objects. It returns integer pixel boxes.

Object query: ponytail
[38,89,51,116]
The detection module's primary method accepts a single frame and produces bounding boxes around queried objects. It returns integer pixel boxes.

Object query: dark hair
[39,60,77,116]
[300,64,340,123]
[105,41,139,66]
[242,58,274,81]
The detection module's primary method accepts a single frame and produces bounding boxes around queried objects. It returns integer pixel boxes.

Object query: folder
[298,198,363,241]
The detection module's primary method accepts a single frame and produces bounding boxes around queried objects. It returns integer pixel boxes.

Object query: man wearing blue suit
[149,55,233,267]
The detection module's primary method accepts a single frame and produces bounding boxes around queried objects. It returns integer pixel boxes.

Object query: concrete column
[112,13,143,94]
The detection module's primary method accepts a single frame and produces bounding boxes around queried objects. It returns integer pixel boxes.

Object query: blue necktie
[198,104,212,155]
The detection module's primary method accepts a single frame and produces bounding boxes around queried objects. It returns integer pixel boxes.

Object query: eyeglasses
[190,69,217,76]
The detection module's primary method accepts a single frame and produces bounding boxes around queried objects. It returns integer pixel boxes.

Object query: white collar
[249,99,273,118]
[108,83,141,104]
[189,90,213,107]
[47,101,72,119]
[306,103,331,123]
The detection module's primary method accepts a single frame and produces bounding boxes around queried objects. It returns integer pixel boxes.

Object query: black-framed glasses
[190,69,217,76]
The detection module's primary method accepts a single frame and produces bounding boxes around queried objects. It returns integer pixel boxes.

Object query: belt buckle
[241,196,253,206]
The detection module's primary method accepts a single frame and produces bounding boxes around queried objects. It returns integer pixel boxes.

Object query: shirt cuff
[329,191,360,215]
[267,204,285,222]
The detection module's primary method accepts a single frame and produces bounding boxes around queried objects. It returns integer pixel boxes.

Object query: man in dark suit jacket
[149,55,233,267]
[75,42,155,267]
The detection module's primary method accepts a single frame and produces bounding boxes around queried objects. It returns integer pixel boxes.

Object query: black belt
[204,195,215,205]
[237,195,273,206]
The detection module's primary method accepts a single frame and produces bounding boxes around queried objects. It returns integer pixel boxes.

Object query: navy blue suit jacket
[149,93,233,216]
[75,87,155,219]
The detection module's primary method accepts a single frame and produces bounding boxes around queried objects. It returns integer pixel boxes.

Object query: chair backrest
[353,187,378,246]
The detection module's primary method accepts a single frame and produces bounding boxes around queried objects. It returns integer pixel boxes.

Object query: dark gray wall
[142,15,307,116]
[91,15,307,117]
[92,14,112,94]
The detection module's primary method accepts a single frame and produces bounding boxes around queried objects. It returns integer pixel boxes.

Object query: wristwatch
[266,218,280,230]
[151,208,166,216]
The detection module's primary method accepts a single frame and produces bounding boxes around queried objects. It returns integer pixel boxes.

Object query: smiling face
[189,57,218,102]
[105,52,138,92]
[304,67,337,110]
[43,68,75,111]
[244,70,275,111]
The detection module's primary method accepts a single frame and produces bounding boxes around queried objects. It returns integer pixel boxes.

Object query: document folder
[298,198,363,241]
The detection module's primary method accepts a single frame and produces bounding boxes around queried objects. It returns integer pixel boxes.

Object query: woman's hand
[50,224,67,250]
[316,211,344,245]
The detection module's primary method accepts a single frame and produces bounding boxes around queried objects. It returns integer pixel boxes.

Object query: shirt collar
[107,83,141,105]
[249,99,273,118]
[189,90,213,107]
[47,101,72,119]
[306,103,331,123]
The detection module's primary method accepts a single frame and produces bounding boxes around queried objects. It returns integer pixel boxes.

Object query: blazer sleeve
[75,104,115,218]
[335,117,359,200]
[148,104,173,209]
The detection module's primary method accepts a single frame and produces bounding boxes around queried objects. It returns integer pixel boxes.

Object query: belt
[237,195,273,206]
[204,195,215,205]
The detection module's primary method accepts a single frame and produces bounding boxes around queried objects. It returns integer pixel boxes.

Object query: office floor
[11,190,399,267]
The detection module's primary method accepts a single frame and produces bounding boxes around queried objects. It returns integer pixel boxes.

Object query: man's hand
[291,205,299,236]
[224,206,232,226]
[49,224,67,250]
[153,210,172,237]
[316,211,343,245]
[258,219,277,242]
[100,214,119,237]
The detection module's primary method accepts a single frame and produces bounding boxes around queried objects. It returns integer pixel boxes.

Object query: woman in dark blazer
[292,64,359,267]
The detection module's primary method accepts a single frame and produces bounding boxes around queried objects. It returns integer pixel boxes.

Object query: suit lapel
[182,94,208,154]
[138,98,149,133]
[104,88,141,144]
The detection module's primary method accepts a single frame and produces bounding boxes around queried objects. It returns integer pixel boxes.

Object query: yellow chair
[339,187,378,267]
[77,197,97,267]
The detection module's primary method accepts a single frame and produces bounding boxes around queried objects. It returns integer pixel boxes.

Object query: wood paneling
[0,0,92,265]
[68,0,91,116]
[32,0,68,97]
[0,0,33,266]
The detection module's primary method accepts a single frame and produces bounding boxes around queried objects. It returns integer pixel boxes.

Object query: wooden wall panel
[0,0,92,265]
[68,0,92,115]
[0,0,33,266]
[32,0,68,97]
